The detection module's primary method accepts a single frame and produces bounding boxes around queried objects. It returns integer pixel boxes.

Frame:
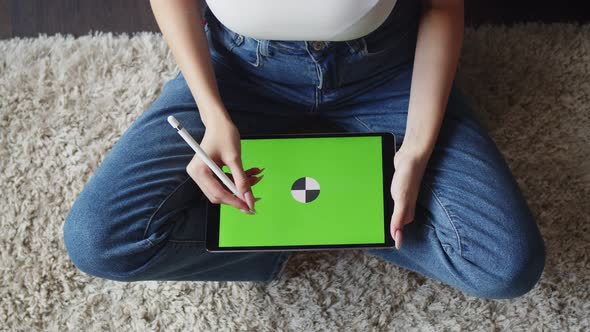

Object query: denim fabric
[64,0,545,299]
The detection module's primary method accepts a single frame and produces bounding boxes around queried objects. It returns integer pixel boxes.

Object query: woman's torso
[202,0,422,88]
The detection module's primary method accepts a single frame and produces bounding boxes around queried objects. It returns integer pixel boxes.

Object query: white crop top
[203,0,398,41]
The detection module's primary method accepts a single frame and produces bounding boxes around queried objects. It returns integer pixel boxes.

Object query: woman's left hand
[389,146,430,250]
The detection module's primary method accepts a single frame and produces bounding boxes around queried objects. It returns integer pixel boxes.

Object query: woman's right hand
[150,0,261,212]
[186,118,262,214]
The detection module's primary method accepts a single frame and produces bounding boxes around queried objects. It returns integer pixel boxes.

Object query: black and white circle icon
[291,177,320,203]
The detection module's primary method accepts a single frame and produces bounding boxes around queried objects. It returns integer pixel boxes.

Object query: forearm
[150,0,231,126]
[401,0,464,159]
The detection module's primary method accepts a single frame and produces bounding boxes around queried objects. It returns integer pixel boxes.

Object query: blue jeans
[63,1,545,299]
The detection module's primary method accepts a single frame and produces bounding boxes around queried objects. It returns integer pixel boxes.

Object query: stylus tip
[167,115,180,128]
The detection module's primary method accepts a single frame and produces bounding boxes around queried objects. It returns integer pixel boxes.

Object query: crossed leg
[63,68,308,281]
[322,66,545,299]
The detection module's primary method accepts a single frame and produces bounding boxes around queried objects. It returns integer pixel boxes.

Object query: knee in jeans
[467,230,545,299]
[63,203,149,282]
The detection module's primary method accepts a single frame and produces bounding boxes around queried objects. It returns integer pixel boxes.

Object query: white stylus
[167,115,240,197]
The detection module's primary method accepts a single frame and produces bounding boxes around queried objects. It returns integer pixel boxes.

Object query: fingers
[249,174,264,186]
[390,195,415,250]
[226,173,264,186]
[226,157,255,212]
[227,168,264,186]
[245,167,265,177]
[187,162,250,212]
[203,170,251,211]
[390,211,403,250]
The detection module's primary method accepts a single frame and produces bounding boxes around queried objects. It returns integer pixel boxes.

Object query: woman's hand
[186,118,260,214]
[389,146,429,249]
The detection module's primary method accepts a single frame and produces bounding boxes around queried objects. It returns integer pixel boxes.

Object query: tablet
[206,132,396,252]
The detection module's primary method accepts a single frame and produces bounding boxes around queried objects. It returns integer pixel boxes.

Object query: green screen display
[219,136,384,247]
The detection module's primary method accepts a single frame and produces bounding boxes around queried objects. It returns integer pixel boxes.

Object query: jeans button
[312,41,324,51]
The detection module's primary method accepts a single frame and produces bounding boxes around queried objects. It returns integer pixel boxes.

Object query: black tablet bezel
[206,131,395,252]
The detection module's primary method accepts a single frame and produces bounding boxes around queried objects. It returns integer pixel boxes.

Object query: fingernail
[244,191,255,210]
[394,230,402,250]
[259,168,266,173]
[249,208,256,215]
[240,209,251,215]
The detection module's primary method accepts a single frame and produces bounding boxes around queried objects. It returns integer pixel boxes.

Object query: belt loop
[258,39,271,57]
[345,38,366,54]
[233,33,245,46]
[250,39,262,67]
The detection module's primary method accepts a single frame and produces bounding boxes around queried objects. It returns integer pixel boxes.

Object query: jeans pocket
[143,212,178,249]
[142,177,206,248]
[208,38,237,72]
[205,11,259,67]
[362,33,397,57]
[362,25,413,56]
[358,30,416,74]
[230,36,261,67]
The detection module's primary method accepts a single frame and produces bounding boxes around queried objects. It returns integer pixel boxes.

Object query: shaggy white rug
[1,24,589,331]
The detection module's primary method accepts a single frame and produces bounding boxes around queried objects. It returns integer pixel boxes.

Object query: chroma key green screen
[219,136,385,247]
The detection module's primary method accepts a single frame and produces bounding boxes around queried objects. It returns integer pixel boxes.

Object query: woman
[63,0,545,299]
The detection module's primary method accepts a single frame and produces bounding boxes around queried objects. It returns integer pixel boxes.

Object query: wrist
[396,140,432,171]
[201,106,233,128]
[398,139,433,162]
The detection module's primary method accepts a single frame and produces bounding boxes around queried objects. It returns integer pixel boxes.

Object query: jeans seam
[146,238,155,248]
[143,175,193,239]
[168,239,205,244]
[426,183,463,256]
[353,116,373,132]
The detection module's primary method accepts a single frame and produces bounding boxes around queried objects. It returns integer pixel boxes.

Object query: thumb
[390,199,411,250]
[226,158,255,211]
